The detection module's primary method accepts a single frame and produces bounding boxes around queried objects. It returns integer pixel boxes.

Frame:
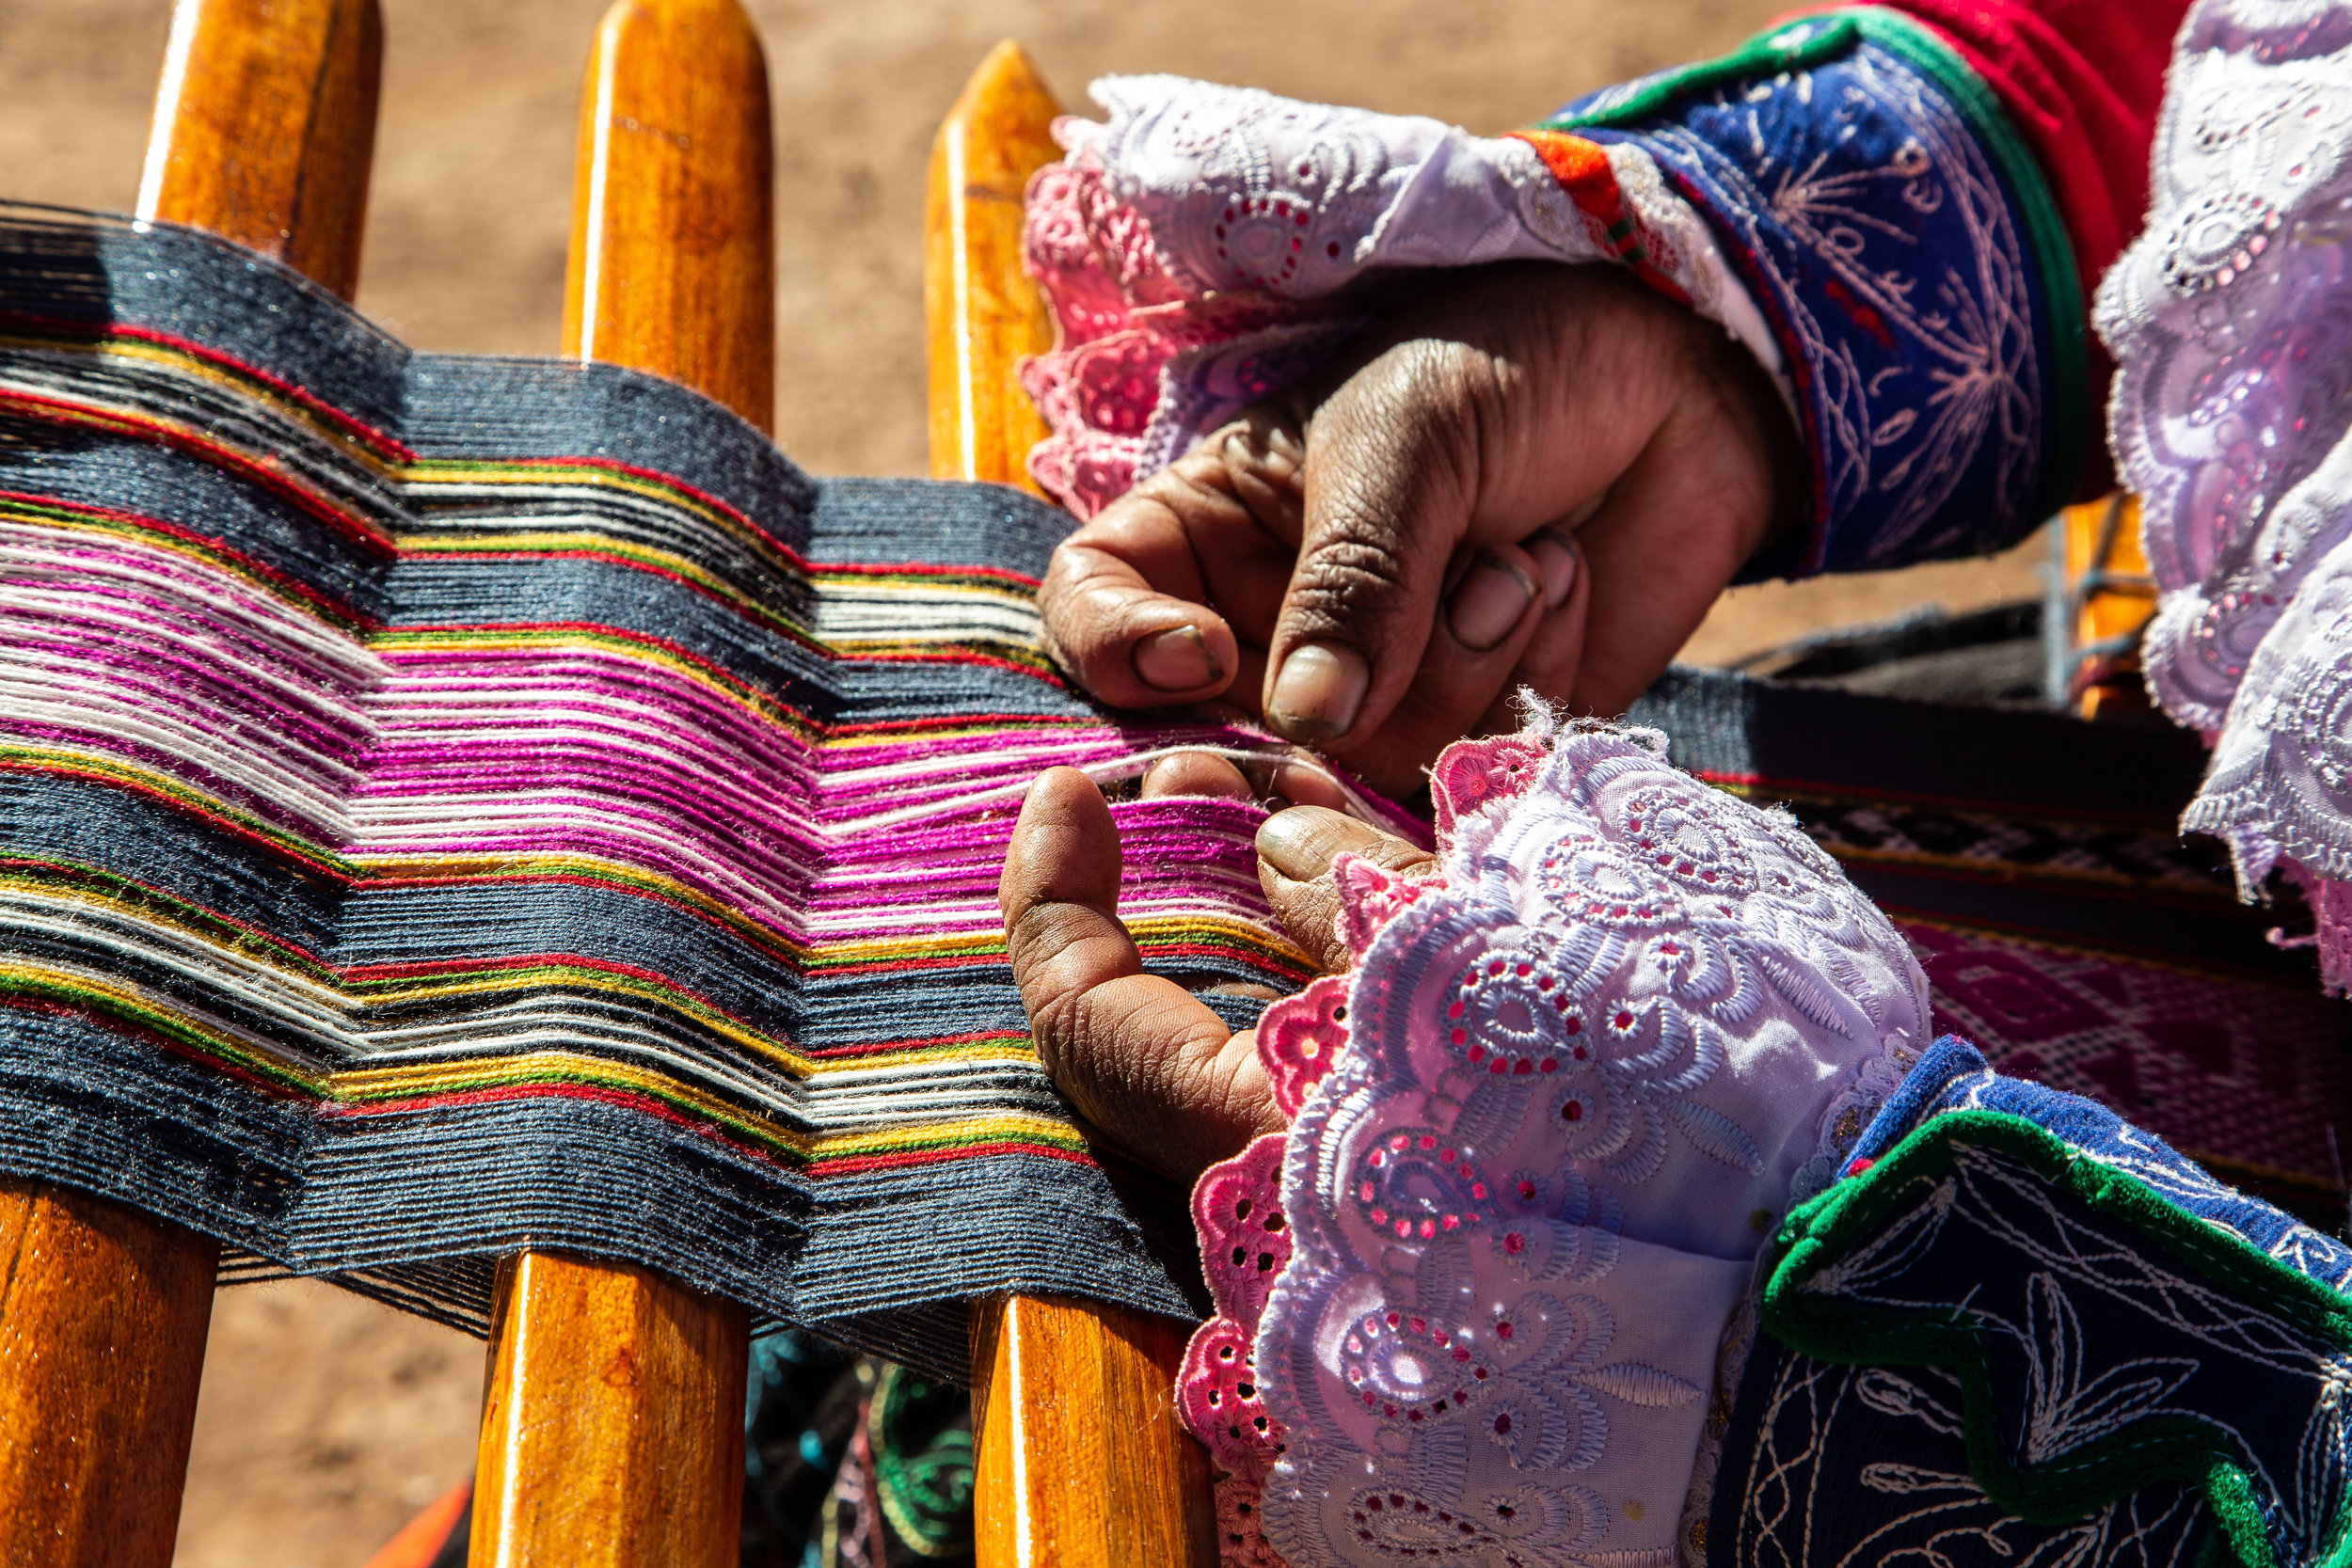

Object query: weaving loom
[0,197,1362,1365]
[7,6,2351,1567]
[0,7,1242,1563]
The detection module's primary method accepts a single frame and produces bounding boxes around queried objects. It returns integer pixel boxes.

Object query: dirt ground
[0,0,2041,1560]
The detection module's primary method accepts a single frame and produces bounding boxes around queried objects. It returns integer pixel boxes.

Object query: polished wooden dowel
[468,3,769,1562]
[472,1254,750,1567]
[562,0,774,431]
[136,0,382,302]
[925,39,1060,493]
[0,4,384,1560]
[970,1294,1218,1564]
[926,41,1220,1568]
[0,1180,218,1568]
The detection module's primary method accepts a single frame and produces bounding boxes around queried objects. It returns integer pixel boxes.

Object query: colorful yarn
[0,204,1426,1370]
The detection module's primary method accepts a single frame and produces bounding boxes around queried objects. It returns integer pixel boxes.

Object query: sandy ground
[0,0,2040,1560]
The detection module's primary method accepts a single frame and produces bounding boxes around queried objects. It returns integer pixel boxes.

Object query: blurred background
[0,0,2043,1560]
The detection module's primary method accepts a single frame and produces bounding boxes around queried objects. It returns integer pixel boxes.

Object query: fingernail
[1267,641,1369,739]
[1255,807,1330,880]
[1270,761,1351,813]
[1447,550,1539,651]
[1133,625,1220,690]
[1224,422,1302,477]
[1527,528,1580,610]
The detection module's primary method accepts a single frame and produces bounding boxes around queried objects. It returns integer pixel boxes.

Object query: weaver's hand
[1001,760,1434,1180]
[1038,261,1799,797]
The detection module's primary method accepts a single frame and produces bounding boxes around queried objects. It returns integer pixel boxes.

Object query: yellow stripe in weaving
[0,745,342,869]
[0,330,407,472]
[0,495,364,628]
[0,959,322,1095]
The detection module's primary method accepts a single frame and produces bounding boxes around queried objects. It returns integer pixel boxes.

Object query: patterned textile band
[0,202,1413,1374]
[1627,669,2352,1229]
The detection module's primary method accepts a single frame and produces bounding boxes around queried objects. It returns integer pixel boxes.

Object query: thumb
[1263,341,1483,746]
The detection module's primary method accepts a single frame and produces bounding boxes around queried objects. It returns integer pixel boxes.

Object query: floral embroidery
[1752,1107,2352,1568]
[1174,720,1932,1568]
[1017,79,1779,519]
[1555,12,2078,574]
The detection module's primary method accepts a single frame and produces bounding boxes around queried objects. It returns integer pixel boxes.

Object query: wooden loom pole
[136,0,382,302]
[0,3,382,1564]
[929,41,1220,1567]
[926,40,1056,496]
[467,2,766,1563]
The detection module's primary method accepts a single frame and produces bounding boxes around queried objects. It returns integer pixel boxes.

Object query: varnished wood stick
[925,40,1058,496]
[926,41,1220,1567]
[471,1254,750,1566]
[970,1294,1219,1565]
[0,6,383,1562]
[469,3,767,1562]
[136,0,382,302]
[561,0,774,430]
[0,1180,218,1568]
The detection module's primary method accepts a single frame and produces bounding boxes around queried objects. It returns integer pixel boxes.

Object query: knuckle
[1289,528,1412,624]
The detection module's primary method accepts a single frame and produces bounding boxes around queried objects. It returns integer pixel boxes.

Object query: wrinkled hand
[1039,261,1799,796]
[1000,758,1433,1181]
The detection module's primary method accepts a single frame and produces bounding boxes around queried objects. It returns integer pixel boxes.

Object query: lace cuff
[1018,10,2088,579]
[2097,0,2352,989]
[1175,719,1933,1568]
[1017,77,1780,520]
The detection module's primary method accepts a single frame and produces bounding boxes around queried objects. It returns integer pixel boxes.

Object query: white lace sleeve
[2095,0,2352,986]
[1019,76,1787,516]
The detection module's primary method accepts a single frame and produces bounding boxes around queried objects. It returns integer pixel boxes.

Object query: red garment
[1885,0,2186,296]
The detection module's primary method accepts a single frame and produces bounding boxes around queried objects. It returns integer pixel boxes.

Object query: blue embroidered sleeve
[1849,1035,2352,1291]
[1545,9,2091,578]
[1706,1037,2352,1568]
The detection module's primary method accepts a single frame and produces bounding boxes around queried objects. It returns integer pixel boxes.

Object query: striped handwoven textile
[0,204,1412,1372]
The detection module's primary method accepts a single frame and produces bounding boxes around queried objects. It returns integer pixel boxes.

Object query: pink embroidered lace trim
[1176,718,1932,1568]
[1016,77,1783,520]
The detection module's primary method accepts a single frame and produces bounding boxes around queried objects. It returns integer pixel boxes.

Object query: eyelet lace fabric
[1018,77,1783,518]
[1177,718,1931,1568]
[2097,0,2352,985]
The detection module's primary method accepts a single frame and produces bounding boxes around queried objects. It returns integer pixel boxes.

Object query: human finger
[1339,535,1551,792]
[1254,804,1441,971]
[1257,338,1478,747]
[1564,365,1796,714]
[1481,525,1592,733]
[1258,266,1678,758]
[1140,751,1256,800]
[1038,420,1305,710]
[1002,768,1283,1178]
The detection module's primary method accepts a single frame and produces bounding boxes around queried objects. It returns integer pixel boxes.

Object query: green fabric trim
[870,1360,976,1558]
[1541,15,1865,134]
[1762,1109,2352,1568]
[1542,6,2090,528]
